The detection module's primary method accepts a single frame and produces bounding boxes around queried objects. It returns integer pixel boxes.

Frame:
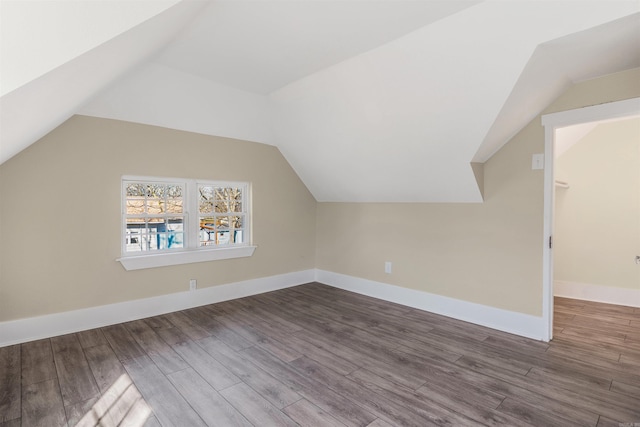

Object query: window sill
[117,246,257,271]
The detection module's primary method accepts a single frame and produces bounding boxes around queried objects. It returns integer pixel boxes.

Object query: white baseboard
[315,270,547,341]
[0,269,315,347]
[1,267,552,347]
[555,280,640,307]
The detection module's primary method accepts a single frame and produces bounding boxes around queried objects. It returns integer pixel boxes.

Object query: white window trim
[118,246,257,271]
[118,175,256,271]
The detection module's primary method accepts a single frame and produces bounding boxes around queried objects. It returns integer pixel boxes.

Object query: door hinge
[549,236,552,249]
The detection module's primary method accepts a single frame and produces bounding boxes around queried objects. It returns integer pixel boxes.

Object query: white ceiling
[0,0,182,96]
[153,0,480,94]
[1,0,639,202]
[0,0,208,163]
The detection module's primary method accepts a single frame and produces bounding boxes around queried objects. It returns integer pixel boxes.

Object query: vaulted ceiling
[1,1,639,202]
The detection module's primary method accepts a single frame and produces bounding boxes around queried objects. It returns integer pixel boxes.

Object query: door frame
[540,97,640,341]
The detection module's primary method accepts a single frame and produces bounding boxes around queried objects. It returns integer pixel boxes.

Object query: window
[119,176,255,270]
[124,181,185,253]
[197,184,246,248]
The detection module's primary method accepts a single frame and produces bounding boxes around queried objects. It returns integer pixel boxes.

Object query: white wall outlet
[384,261,392,274]
[189,279,197,291]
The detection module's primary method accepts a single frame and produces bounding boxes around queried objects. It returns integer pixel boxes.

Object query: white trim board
[555,281,640,308]
[0,269,314,347]
[540,97,640,342]
[1,267,550,347]
[315,270,547,341]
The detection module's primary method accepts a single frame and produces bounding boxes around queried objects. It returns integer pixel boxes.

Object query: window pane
[126,198,144,215]
[166,198,183,214]
[200,216,228,246]
[126,217,150,252]
[233,230,243,244]
[224,187,241,201]
[217,230,230,245]
[167,185,182,198]
[157,233,168,250]
[137,232,152,252]
[215,201,228,213]
[166,185,183,213]
[167,217,184,232]
[217,216,229,229]
[199,186,213,213]
[200,232,213,246]
[146,184,165,198]
[214,187,226,202]
[199,216,213,246]
[171,233,184,248]
[158,232,184,249]
[230,215,243,228]
[233,188,242,201]
[225,188,234,200]
[125,222,144,252]
[146,232,159,250]
[229,188,242,212]
[126,183,144,197]
[147,198,163,214]
[200,216,215,228]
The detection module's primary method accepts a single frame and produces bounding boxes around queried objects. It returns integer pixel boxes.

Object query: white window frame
[118,176,256,271]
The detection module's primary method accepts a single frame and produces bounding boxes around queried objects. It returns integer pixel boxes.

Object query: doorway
[541,97,640,341]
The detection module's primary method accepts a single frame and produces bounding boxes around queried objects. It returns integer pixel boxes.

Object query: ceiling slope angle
[3,0,638,206]
[269,1,640,202]
[0,0,209,165]
[78,61,275,147]
[79,0,482,155]
[0,0,182,96]
[153,0,482,94]
[474,12,640,163]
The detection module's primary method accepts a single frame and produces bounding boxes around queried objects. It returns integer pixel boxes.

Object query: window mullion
[187,180,199,249]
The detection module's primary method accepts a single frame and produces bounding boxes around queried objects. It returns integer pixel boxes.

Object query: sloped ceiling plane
[1,0,639,202]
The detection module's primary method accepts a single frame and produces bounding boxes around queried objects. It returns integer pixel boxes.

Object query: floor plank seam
[8,288,640,426]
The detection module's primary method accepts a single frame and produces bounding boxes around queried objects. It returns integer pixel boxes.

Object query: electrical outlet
[189,279,197,291]
[384,261,392,274]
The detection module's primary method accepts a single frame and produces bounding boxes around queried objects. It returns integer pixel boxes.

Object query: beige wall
[1,69,639,323]
[316,120,545,315]
[316,68,640,317]
[554,117,640,291]
[0,116,317,321]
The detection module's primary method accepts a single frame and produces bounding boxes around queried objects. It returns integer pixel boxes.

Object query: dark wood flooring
[1,283,639,426]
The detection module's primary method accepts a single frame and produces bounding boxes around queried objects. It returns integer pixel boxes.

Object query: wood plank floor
[1,283,639,426]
